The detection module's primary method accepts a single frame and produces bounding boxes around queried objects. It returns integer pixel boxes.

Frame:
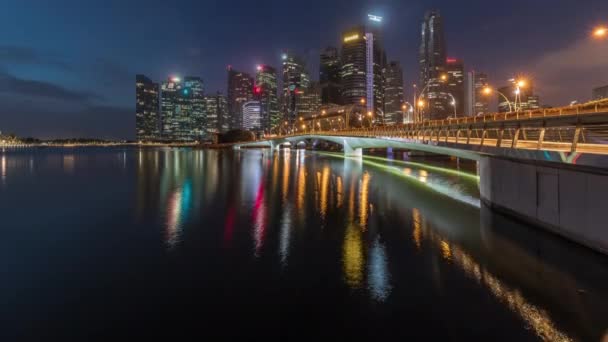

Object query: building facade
[384,61,404,125]
[320,47,342,105]
[160,76,206,141]
[242,100,262,131]
[465,71,489,116]
[204,92,228,134]
[282,53,311,126]
[341,19,386,120]
[255,65,279,132]
[135,74,160,141]
[341,26,367,106]
[227,67,254,130]
[446,58,465,116]
[419,10,450,120]
[593,85,608,100]
[297,82,321,119]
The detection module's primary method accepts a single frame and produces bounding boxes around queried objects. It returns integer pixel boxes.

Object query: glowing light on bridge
[593,26,607,38]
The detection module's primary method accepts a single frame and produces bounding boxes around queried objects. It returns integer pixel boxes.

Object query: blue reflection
[368,236,391,301]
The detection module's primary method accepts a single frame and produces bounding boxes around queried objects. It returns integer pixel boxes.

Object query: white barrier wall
[480,156,608,255]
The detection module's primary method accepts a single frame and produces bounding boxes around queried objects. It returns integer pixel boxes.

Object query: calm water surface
[1,147,607,340]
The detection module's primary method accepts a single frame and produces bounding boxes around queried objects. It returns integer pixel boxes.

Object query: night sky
[1,0,607,139]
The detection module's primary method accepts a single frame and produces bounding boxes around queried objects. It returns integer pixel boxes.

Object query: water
[1,147,607,341]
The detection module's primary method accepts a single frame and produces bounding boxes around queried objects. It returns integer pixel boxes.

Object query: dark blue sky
[1,0,607,139]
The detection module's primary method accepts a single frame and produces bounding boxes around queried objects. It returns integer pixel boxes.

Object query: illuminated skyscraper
[465,71,489,116]
[227,67,254,130]
[160,76,206,141]
[341,26,367,106]
[135,74,159,141]
[282,52,310,126]
[384,61,404,125]
[419,10,450,119]
[255,64,279,132]
[297,82,321,118]
[242,100,262,131]
[320,47,342,105]
[341,16,386,119]
[204,92,228,134]
[446,58,465,116]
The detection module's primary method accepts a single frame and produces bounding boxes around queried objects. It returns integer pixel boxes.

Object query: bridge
[235,98,608,256]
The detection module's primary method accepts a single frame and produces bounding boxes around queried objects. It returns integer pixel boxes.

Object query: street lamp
[414,74,448,122]
[593,26,607,39]
[483,86,513,113]
[360,98,366,105]
[514,79,527,112]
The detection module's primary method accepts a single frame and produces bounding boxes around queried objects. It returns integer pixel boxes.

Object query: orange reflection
[343,224,364,288]
[320,166,330,218]
[412,208,422,250]
[282,150,290,202]
[296,150,306,220]
[336,176,343,208]
[359,172,370,230]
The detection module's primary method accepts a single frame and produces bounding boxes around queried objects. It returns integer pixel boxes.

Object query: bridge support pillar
[480,155,608,255]
[343,140,362,157]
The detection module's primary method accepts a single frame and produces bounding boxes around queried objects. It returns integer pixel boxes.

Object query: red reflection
[252,182,266,257]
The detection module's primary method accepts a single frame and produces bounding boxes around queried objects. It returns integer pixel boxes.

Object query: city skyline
[1,0,607,139]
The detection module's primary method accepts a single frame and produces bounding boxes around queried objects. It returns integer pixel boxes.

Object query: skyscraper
[341,26,367,106]
[227,67,254,130]
[282,52,310,126]
[446,58,465,116]
[419,10,449,120]
[242,100,262,131]
[465,71,489,116]
[319,47,342,105]
[384,61,404,125]
[135,74,159,141]
[255,64,279,132]
[204,92,228,134]
[160,76,206,141]
[297,82,321,119]
[341,17,386,119]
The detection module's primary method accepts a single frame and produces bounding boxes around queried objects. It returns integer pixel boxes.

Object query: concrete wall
[480,156,608,255]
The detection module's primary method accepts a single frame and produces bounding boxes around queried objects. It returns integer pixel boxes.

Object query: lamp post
[593,26,607,39]
[483,86,513,113]
[446,93,457,118]
[414,73,448,122]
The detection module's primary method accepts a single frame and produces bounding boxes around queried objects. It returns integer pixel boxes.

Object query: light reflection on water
[1,147,607,340]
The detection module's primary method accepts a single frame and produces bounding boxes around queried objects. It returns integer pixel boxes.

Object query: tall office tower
[320,47,342,105]
[419,10,449,120]
[282,52,310,126]
[135,74,160,141]
[593,85,608,100]
[160,76,206,141]
[242,100,262,131]
[498,79,540,112]
[341,16,386,119]
[384,61,404,125]
[255,64,279,132]
[341,26,367,106]
[465,71,489,116]
[227,67,254,130]
[446,58,465,116]
[204,92,228,134]
[365,14,387,121]
[297,82,321,118]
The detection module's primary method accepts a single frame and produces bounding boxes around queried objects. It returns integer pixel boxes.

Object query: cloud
[0,95,132,139]
[532,39,608,105]
[0,70,102,102]
[0,45,73,71]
